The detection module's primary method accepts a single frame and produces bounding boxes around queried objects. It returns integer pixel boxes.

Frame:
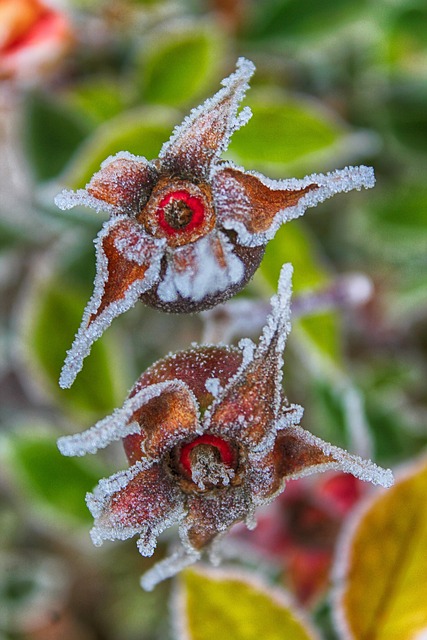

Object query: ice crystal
[55,57,376,387]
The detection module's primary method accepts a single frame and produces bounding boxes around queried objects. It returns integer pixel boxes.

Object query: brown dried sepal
[87,157,158,213]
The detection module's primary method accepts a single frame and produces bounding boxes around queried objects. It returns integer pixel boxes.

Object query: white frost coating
[57,380,197,457]
[114,228,164,265]
[54,189,116,216]
[140,549,201,591]
[97,150,152,170]
[88,460,186,550]
[87,460,152,521]
[54,151,157,215]
[59,216,165,389]
[284,424,394,488]
[156,232,244,303]
[159,57,255,171]
[201,337,256,429]
[215,163,375,247]
[136,501,187,557]
[205,377,222,398]
[275,403,304,431]
[257,262,293,358]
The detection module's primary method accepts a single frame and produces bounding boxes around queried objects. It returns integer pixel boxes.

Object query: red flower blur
[232,472,366,605]
[0,0,73,82]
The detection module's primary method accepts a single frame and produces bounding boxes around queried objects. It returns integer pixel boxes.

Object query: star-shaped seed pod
[57,265,393,591]
[55,57,375,388]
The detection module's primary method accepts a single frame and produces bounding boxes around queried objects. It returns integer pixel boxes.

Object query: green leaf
[177,567,317,640]
[24,91,90,182]
[227,92,369,176]
[65,78,128,127]
[386,2,427,74]
[334,457,427,640]
[357,181,427,262]
[20,277,128,421]
[245,0,368,41]
[4,432,102,523]
[387,80,427,154]
[138,24,224,107]
[260,222,342,366]
[62,106,177,190]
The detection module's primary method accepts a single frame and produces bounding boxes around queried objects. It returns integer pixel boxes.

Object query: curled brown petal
[88,463,185,555]
[213,165,316,238]
[86,153,158,214]
[59,217,164,388]
[274,425,394,487]
[124,382,201,463]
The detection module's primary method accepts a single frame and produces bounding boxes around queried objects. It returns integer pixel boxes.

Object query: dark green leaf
[24,92,90,182]
[245,0,368,41]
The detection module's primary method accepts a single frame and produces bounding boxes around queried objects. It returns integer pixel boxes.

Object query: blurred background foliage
[0,0,426,638]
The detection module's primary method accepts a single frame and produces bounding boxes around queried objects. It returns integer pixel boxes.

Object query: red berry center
[157,190,205,235]
[180,434,234,477]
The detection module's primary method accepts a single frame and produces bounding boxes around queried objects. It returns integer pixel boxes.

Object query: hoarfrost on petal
[54,189,117,216]
[140,549,201,591]
[59,217,164,388]
[55,151,158,217]
[275,403,304,431]
[217,164,375,247]
[156,232,244,304]
[205,377,222,398]
[57,380,195,457]
[257,262,293,362]
[159,57,255,179]
[278,425,394,488]
[203,264,292,445]
[87,462,185,549]
[87,461,153,522]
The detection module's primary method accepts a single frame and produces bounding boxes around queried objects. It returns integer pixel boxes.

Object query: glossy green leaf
[20,278,127,421]
[226,92,368,176]
[138,25,224,107]
[4,433,102,523]
[177,567,317,640]
[62,107,177,189]
[334,457,427,640]
[24,92,90,182]
[260,222,342,366]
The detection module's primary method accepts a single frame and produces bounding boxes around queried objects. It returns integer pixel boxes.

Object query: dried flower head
[57,264,393,591]
[55,57,375,388]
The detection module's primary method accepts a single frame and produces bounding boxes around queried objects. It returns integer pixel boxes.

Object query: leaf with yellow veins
[174,566,318,640]
[333,457,427,640]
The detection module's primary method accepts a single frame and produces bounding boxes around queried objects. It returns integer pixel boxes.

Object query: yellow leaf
[334,457,427,640]
[175,566,318,640]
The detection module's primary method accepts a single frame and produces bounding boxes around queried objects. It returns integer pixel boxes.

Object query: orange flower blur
[0,0,73,82]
